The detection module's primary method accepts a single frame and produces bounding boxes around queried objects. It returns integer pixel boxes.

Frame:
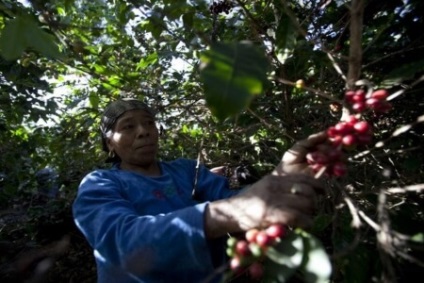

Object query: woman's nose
[136,124,150,137]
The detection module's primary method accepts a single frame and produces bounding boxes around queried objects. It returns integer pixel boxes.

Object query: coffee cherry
[345,115,359,126]
[344,90,356,102]
[371,89,388,100]
[295,79,305,89]
[246,228,259,243]
[352,101,366,112]
[332,162,347,176]
[230,256,242,271]
[227,237,237,248]
[342,134,356,147]
[248,262,264,280]
[265,224,286,239]
[235,240,251,256]
[248,242,263,257]
[373,101,392,113]
[255,231,271,247]
[327,126,338,137]
[353,121,370,134]
[352,89,366,102]
[334,122,351,135]
[365,97,380,108]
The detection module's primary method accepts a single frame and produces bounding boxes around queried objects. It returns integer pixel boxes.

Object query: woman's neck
[120,161,161,177]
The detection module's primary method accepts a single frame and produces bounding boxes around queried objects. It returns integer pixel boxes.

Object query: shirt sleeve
[193,162,241,201]
[72,170,216,278]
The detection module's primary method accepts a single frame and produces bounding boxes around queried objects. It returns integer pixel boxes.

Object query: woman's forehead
[116,109,154,122]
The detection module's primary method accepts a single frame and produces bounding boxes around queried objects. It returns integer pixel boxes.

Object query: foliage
[0,0,423,282]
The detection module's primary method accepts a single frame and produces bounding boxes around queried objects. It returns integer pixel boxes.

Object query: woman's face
[106,109,159,169]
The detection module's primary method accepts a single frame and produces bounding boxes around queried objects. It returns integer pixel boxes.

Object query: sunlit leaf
[262,232,305,282]
[136,53,158,70]
[267,233,304,268]
[411,233,424,243]
[298,230,332,283]
[199,41,269,121]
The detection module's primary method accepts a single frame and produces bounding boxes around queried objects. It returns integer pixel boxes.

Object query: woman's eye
[122,124,134,130]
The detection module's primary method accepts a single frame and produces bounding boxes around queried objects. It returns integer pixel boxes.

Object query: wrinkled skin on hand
[229,174,325,231]
[273,131,328,176]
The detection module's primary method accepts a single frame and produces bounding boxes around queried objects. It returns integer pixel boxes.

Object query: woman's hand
[273,131,328,176]
[205,173,325,238]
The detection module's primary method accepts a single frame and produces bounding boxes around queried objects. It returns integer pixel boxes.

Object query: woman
[72,98,326,283]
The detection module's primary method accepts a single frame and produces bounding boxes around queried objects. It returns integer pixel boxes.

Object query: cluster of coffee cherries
[307,88,392,177]
[209,0,234,15]
[227,224,287,280]
[345,89,392,114]
[307,115,373,177]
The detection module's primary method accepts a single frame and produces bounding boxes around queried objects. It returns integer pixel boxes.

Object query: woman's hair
[100,98,156,162]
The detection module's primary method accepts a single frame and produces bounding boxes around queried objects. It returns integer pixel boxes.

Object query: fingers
[231,174,325,233]
[247,174,325,229]
[282,131,327,164]
[296,131,328,149]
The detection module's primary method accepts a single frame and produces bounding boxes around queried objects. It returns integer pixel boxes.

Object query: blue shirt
[72,158,240,283]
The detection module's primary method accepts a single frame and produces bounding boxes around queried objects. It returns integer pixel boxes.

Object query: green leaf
[276,16,297,51]
[298,230,332,283]
[199,41,269,121]
[0,15,62,60]
[263,232,305,282]
[0,17,27,60]
[136,52,158,70]
[262,259,297,283]
[274,15,297,64]
[182,12,194,29]
[411,233,424,243]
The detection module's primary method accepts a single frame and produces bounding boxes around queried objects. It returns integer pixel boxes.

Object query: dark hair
[100,99,155,162]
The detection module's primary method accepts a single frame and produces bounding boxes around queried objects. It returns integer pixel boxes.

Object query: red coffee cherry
[345,115,359,126]
[265,224,286,239]
[235,240,251,256]
[255,231,271,247]
[342,134,356,147]
[248,262,264,280]
[352,101,366,112]
[352,89,366,102]
[371,89,388,100]
[344,90,356,103]
[353,121,370,134]
[230,256,242,271]
[332,162,347,176]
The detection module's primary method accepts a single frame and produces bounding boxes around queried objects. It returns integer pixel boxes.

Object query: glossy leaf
[263,232,305,282]
[298,230,332,283]
[199,41,269,121]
